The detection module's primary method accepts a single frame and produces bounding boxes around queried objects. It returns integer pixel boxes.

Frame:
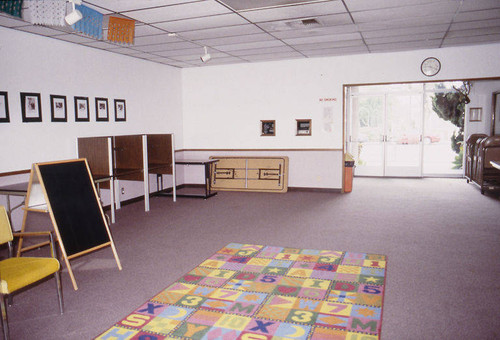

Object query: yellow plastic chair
[0,206,63,340]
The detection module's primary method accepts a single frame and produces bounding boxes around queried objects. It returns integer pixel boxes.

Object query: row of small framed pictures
[261,119,312,136]
[0,91,126,123]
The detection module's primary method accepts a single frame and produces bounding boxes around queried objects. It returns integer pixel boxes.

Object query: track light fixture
[65,0,83,25]
[200,46,211,63]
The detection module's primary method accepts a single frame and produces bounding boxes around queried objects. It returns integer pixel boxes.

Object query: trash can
[344,153,355,193]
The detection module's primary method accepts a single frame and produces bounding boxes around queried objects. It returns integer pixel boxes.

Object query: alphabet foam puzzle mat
[96,243,386,339]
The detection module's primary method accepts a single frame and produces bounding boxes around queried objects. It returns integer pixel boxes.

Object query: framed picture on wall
[469,107,482,122]
[261,120,275,136]
[296,119,312,136]
[20,92,42,122]
[0,92,9,123]
[114,99,126,122]
[74,96,90,122]
[95,97,109,122]
[50,95,67,122]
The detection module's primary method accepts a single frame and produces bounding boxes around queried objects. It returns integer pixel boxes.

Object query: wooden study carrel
[17,159,122,290]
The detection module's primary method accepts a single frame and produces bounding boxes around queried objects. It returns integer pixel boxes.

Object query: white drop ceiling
[1,0,499,68]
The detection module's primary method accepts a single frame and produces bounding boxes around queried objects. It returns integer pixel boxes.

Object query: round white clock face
[421,57,441,77]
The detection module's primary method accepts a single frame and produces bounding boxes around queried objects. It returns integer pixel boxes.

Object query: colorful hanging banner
[26,0,66,26]
[72,4,103,40]
[0,0,23,18]
[107,16,135,45]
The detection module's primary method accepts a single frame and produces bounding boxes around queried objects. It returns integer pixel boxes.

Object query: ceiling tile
[153,47,204,58]
[459,0,500,12]
[356,14,454,31]
[302,45,369,57]
[167,51,235,62]
[351,2,459,23]
[346,0,446,12]
[84,0,191,13]
[293,39,365,51]
[153,14,248,32]
[361,24,449,39]
[181,24,263,40]
[134,24,169,37]
[124,1,231,23]
[454,8,500,22]
[368,39,441,52]
[133,33,180,46]
[283,32,361,45]
[442,33,500,46]
[14,25,66,36]
[82,40,121,49]
[194,56,246,66]
[239,1,346,23]
[105,46,146,55]
[195,32,275,46]
[446,26,500,39]
[0,0,498,68]
[0,17,26,29]
[52,33,99,44]
[216,39,287,51]
[450,19,500,31]
[258,13,353,32]
[229,45,296,56]
[365,32,445,45]
[134,41,201,53]
[218,0,320,11]
[241,51,304,61]
[270,24,359,39]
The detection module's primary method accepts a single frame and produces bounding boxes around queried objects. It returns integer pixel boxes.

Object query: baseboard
[288,187,341,193]
[102,184,341,210]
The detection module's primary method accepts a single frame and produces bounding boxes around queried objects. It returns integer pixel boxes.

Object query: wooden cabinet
[210,156,288,193]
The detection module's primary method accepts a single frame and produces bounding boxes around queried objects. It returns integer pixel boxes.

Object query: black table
[157,159,218,199]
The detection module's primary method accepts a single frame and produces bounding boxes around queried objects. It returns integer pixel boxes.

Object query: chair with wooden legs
[0,206,63,340]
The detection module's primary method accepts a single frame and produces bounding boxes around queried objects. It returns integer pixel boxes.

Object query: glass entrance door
[347,82,467,178]
[385,93,423,177]
[348,89,423,177]
[349,94,385,176]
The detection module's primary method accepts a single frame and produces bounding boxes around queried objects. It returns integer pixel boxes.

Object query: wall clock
[421,57,441,77]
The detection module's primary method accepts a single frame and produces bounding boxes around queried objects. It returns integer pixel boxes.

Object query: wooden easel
[17,159,122,290]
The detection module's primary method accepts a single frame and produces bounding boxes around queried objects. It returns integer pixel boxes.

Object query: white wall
[0,27,183,228]
[182,43,500,188]
[0,26,183,173]
[466,80,500,137]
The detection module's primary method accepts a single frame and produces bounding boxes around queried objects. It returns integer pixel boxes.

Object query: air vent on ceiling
[219,0,321,11]
[286,18,322,29]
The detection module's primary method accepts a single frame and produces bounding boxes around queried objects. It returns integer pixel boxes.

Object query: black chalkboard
[38,160,110,256]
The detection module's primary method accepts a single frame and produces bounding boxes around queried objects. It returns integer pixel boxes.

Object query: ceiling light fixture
[65,0,83,25]
[200,46,211,63]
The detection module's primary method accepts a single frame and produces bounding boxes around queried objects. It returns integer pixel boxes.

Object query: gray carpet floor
[4,177,500,339]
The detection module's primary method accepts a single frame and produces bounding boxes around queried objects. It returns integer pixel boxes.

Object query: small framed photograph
[296,119,312,136]
[469,107,482,122]
[20,92,42,122]
[95,97,109,122]
[114,99,126,122]
[50,95,67,122]
[261,120,275,136]
[74,96,89,122]
[0,92,9,123]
